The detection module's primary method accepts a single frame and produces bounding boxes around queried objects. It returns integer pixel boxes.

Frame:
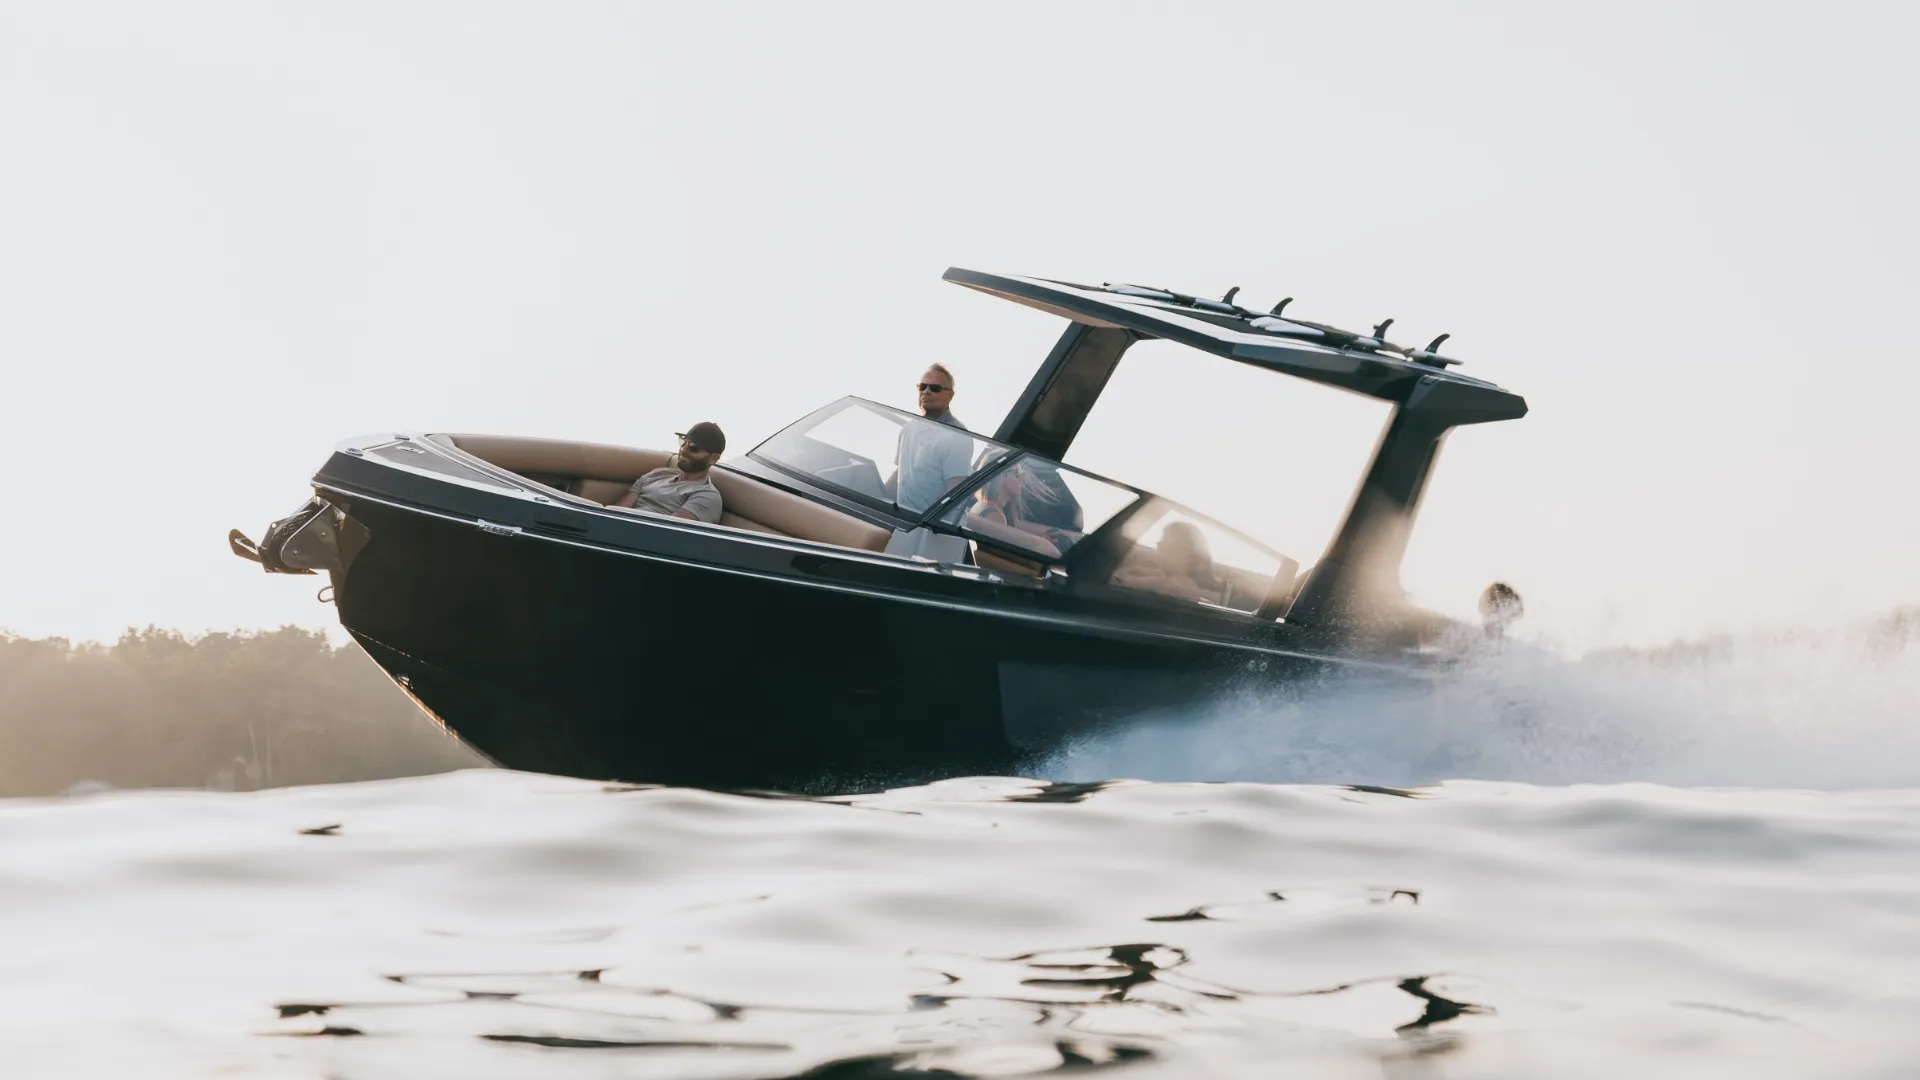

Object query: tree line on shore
[0,627,481,798]
[1579,605,1919,666]
[3,606,1912,799]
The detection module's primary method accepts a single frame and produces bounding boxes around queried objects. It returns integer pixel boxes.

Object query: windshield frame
[749,397,1297,595]
[1067,493,1302,618]
[745,397,1024,524]
[929,452,1156,570]
[930,458,1303,617]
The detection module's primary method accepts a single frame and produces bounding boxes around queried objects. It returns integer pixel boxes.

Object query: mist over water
[1047,628,1920,791]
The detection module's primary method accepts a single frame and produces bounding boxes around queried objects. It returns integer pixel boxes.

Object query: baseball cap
[679,421,726,454]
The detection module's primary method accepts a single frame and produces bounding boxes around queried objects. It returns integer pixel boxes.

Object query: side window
[1109,509,1294,614]
[939,458,1137,564]
[1066,337,1390,585]
[796,405,904,499]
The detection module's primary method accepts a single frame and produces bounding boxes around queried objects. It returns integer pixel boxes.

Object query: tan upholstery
[573,479,635,506]
[432,433,887,553]
[719,512,788,537]
[975,547,1045,577]
[433,434,672,480]
[707,471,887,551]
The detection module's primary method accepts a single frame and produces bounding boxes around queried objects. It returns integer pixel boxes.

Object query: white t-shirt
[895,411,970,513]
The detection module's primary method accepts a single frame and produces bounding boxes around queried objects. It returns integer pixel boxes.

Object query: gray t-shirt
[895,411,970,514]
[627,467,723,523]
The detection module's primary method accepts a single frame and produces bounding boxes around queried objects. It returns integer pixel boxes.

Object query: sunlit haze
[2,2,1915,650]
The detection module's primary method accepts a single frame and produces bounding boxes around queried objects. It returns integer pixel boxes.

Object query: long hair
[1014,463,1083,530]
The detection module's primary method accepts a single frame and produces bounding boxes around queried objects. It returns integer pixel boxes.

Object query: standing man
[894,364,973,513]
[614,422,727,523]
[914,363,963,430]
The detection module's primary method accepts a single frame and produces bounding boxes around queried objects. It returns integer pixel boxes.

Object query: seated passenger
[613,422,726,523]
[965,464,1062,560]
[1016,461,1084,534]
[1112,521,1223,604]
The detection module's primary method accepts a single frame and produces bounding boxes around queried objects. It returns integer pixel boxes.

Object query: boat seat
[432,434,889,553]
[434,434,673,481]
[974,546,1046,577]
[709,471,889,551]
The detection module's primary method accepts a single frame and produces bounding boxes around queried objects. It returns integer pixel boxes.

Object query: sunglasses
[674,434,714,453]
[916,383,951,393]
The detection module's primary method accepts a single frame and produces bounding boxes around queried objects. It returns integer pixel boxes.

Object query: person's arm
[613,472,649,508]
[679,488,724,524]
[939,440,972,493]
[1110,550,1187,596]
[1013,521,1083,547]
[965,510,1060,559]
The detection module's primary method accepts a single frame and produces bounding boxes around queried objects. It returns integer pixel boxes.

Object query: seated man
[613,422,726,523]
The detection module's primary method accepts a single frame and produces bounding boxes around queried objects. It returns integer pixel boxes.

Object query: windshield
[939,456,1140,564]
[752,399,1013,517]
[1107,501,1300,615]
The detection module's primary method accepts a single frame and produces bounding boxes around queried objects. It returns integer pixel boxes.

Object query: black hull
[236,265,1530,791]
[329,493,1384,791]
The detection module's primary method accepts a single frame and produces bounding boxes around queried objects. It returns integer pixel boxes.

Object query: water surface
[4,635,1917,1077]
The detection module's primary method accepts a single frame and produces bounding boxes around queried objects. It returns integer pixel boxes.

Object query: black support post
[992,323,1137,461]
[1286,375,1519,637]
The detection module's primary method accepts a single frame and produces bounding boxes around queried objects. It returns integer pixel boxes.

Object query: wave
[1044,616,1920,789]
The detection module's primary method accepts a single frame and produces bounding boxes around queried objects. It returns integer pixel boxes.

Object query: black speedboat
[233,269,1527,790]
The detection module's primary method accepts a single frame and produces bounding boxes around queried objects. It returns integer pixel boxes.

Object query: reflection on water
[3,768,1918,1078]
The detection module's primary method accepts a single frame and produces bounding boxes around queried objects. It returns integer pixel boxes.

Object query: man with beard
[614,421,726,523]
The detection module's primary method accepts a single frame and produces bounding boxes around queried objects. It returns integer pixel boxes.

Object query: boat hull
[328,494,1377,791]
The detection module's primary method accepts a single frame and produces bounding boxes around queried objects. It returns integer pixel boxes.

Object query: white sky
[1,2,1915,651]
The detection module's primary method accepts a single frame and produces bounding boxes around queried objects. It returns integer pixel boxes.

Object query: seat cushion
[719,511,788,537]
[975,546,1045,577]
[439,434,673,479]
[434,433,884,551]
[709,471,889,552]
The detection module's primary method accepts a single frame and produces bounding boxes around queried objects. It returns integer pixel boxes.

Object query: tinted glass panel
[755,400,1010,516]
[1066,337,1388,587]
[1109,505,1298,614]
[940,457,1138,564]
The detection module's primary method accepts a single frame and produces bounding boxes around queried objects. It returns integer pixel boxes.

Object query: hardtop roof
[944,267,1526,422]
